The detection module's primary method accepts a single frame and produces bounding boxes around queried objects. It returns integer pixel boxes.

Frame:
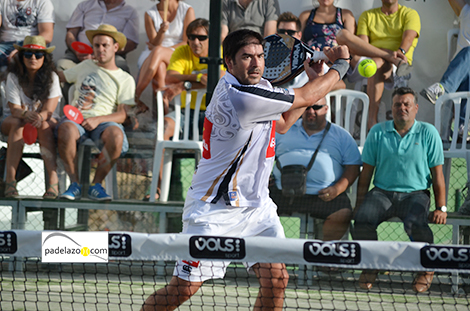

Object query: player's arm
[355,163,374,211]
[448,0,466,16]
[429,164,447,224]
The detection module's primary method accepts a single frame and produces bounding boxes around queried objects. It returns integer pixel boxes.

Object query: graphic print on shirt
[9,2,37,28]
[74,73,102,111]
[266,120,276,158]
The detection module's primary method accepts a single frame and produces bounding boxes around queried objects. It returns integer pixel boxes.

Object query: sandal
[4,181,19,198]
[143,187,160,201]
[43,182,59,199]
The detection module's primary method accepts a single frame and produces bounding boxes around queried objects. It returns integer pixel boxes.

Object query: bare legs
[141,263,288,311]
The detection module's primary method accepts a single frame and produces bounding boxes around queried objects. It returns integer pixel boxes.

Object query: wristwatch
[437,205,447,213]
[183,81,192,91]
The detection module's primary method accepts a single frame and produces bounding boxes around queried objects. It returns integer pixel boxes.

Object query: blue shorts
[57,117,129,156]
[0,41,21,67]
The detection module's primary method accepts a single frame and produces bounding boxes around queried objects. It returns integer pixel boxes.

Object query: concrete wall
[50,0,457,123]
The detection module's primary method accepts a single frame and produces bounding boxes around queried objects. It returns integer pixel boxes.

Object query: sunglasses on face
[23,51,45,59]
[307,104,326,111]
[277,29,298,36]
[188,34,208,41]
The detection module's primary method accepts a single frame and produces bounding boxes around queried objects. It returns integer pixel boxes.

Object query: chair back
[156,89,206,142]
[325,89,369,148]
[447,28,459,63]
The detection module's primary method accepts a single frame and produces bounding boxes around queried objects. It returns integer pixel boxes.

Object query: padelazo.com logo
[189,236,246,260]
[421,245,470,269]
[303,241,361,265]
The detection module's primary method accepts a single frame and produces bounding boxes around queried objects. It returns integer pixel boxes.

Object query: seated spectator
[448,0,470,56]
[57,24,136,201]
[135,0,195,103]
[0,0,55,68]
[353,87,447,293]
[270,97,361,241]
[144,18,226,201]
[1,36,61,198]
[221,0,280,41]
[57,0,139,74]
[336,0,420,129]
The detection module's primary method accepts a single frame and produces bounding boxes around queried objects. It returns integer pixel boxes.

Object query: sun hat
[13,36,55,53]
[85,24,127,50]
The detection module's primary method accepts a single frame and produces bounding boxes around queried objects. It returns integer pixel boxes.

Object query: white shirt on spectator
[456,3,470,56]
[0,0,55,42]
[66,0,139,45]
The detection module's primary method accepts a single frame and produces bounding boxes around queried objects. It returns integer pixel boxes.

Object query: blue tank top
[302,7,344,50]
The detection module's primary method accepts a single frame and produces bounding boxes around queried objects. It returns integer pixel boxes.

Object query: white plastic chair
[447,28,460,63]
[435,92,470,203]
[149,89,205,202]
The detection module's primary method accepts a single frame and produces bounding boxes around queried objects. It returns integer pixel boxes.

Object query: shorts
[57,117,129,156]
[174,195,285,282]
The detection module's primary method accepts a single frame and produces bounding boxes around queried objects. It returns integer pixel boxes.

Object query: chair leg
[160,149,173,202]
[149,144,165,203]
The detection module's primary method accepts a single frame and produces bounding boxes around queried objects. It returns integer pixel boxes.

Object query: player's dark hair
[277,12,301,31]
[223,29,264,69]
[392,87,418,104]
[186,18,209,37]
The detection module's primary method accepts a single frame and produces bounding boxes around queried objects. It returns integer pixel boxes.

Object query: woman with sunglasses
[1,36,61,198]
[135,0,195,103]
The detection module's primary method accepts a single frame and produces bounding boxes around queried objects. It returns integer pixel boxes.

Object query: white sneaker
[420,83,445,104]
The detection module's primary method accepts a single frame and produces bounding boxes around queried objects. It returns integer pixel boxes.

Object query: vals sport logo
[189,236,246,260]
[303,241,361,265]
[421,245,470,269]
[0,231,17,254]
[109,233,132,257]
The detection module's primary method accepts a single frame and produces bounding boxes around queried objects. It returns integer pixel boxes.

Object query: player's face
[188,27,209,58]
[226,43,264,85]
[92,35,118,65]
[277,21,301,40]
[302,98,328,130]
[392,93,418,124]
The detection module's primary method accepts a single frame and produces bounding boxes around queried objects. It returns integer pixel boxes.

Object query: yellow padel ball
[358,58,377,78]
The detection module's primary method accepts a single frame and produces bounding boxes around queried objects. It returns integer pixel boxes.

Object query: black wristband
[329,59,350,80]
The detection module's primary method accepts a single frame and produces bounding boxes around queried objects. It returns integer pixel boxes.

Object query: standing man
[141,29,350,310]
[353,87,447,293]
[57,24,135,201]
[336,0,420,129]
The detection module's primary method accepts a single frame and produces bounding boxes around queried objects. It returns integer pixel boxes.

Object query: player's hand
[318,186,339,202]
[304,56,324,81]
[323,45,350,64]
[81,117,100,131]
[428,210,447,225]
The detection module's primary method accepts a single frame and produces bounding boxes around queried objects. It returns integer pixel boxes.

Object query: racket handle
[311,51,329,62]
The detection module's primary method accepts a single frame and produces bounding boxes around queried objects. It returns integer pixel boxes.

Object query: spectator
[57,24,136,201]
[221,0,280,41]
[134,0,195,103]
[56,0,139,73]
[140,29,350,310]
[270,96,361,241]
[336,0,420,129]
[1,36,61,198]
[353,87,447,293]
[448,0,470,56]
[143,18,226,201]
[0,0,55,67]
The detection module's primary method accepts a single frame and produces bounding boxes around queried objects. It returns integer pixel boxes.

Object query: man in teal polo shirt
[353,87,447,293]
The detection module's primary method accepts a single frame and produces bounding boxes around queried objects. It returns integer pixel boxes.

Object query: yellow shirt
[167,44,224,110]
[357,5,421,65]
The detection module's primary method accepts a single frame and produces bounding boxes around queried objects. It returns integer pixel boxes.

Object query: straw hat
[85,24,127,50]
[13,36,55,53]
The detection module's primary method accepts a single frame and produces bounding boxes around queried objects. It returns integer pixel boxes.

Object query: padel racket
[263,34,329,86]
[23,123,37,145]
[71,41,93,54]
[63,105,84,124]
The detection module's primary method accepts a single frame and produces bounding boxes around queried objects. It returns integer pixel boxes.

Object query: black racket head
[263,34,312,86]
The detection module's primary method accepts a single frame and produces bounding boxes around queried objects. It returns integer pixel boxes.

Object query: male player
[141,29,350,311]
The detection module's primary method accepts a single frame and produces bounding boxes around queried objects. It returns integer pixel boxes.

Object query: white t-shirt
[66,0,139,45]
[456,4,470,55]
[187,72,294,208]
[5,71,62,119]
[64,59,135,119]
[0,0,55,42]
[137,1,191,68]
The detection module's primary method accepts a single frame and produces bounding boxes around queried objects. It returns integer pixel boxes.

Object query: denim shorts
[57,117,129,156]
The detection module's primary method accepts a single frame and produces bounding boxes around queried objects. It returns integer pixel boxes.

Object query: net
[1,231,470,311]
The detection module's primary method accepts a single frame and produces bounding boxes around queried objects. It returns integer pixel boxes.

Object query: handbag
[0,146,33,184]
[276,122,331,198]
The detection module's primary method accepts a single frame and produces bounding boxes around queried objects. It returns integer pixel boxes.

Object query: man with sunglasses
[270,97,361,241]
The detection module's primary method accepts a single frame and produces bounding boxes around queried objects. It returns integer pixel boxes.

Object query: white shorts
[173,195,285,282]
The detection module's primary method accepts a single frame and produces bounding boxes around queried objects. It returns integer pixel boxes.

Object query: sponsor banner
[42,232,108,263]
[189,236,246,260]
[0,231,18,254]
[421,245,470,269]
[303,241,361,265]
[109,233,132,257]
